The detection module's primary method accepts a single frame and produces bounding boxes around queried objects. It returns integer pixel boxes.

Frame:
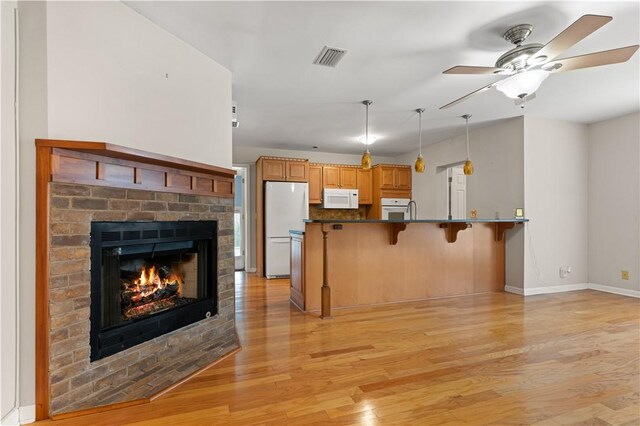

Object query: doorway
[233,166,248,271]
[447,166,467,220]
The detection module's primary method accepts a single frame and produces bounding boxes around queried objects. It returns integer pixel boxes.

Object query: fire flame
[129,265,183,303]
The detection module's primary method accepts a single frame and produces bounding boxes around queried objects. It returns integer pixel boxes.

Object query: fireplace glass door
[90,221,217,361]
[101,240,209,327]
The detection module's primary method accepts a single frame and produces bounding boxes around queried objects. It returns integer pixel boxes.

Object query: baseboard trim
[504,285,524,295]
[588,283,640,298]
[245,267,256,273]
[19,406,35,425]
[1,408,19,426]
[523,283,588,296]
[506,282,639,298]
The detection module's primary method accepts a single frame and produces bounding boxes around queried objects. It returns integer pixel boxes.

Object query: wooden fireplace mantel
[35,139,236,420]
[36,139,236,197]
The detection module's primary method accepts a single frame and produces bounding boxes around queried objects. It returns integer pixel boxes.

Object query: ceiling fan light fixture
[496,70,549,99]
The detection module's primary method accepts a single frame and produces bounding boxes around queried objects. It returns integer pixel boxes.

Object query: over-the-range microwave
[322,188,359,209]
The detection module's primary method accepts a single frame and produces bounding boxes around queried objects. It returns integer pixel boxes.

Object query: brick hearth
[47,182,239,415]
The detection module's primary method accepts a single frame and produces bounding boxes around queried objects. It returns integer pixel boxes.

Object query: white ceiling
[125,1,640,157]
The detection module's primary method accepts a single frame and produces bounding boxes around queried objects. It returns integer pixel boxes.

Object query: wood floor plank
[36,274,639,425]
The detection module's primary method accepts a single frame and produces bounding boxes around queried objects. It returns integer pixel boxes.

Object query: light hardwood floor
[40,273,639,425]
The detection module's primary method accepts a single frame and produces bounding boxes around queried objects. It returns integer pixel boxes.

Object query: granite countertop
[303,218,529,224]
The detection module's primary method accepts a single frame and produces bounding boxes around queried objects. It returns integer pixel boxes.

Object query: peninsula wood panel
[303,222,504,311]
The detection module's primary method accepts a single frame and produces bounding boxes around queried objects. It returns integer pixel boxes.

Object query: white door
[447,166,467,220]
[233,167,246,271]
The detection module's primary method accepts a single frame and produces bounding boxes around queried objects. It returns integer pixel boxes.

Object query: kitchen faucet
[407,200,417,221]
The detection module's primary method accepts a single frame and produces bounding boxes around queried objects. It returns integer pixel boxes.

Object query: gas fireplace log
[121,280,180,308]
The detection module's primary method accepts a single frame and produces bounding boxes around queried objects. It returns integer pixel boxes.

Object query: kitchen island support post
[320,225,332,319]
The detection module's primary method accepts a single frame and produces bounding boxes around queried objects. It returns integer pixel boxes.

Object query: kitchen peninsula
[290,219,527,316]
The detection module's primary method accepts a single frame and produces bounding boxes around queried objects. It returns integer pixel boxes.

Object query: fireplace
[90,221,218,361]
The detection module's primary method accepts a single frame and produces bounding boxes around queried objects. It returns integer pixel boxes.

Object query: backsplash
[309,205,368,220]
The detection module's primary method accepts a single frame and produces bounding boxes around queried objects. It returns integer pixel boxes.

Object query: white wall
[395,117,525,289]
[1,2,19,424]
[14,0,233,414]
[588,112,639,294]
[16,0,47,417]
[394,117,525,220]
[523,116,589,291]
[46,1,232,168]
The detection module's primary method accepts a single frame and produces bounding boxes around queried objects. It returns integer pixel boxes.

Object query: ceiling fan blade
[443,65,511,75]
[439,81,498,110]
[543,45,639,73]
[533,14,612,63]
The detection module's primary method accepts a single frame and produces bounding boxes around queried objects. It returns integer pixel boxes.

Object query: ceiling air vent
[313,46,347,67]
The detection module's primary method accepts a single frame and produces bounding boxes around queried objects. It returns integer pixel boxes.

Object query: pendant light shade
[361,150,372,170]
[361,100,373,170]
[463,159,474,175]
[414,108,425,173]
[462,114,474,176]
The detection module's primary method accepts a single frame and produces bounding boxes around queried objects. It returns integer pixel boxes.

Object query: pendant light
[414,108,426,173]
[361,100,373,170]
[462,114,474,175]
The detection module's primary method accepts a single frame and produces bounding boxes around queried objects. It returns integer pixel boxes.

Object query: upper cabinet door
[380,167,396,189]
[357,168,372,204]
[308,165,323,204]
[395,168,412,190]
[340,167,357,189]
[262,159,286,181]
[322,166,340,188]
[286,161,308,182]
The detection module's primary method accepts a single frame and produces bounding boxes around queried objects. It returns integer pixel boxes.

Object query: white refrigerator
[265,182,309,278]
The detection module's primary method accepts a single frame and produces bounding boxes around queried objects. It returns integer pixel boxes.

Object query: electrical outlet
[559,266,572,279]
[621,270,629,280]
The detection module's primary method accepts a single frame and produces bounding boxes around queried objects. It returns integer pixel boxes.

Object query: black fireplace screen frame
[90,221,218,361]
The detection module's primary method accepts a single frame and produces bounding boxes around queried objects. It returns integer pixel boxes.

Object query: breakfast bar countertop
[303,218,529,224]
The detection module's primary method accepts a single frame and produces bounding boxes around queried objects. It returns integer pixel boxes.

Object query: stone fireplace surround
[35,140,240,418]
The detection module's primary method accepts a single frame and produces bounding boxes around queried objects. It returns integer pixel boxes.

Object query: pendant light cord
[365,102,369,153]
[465,115,470,160]
[418,110,422,155]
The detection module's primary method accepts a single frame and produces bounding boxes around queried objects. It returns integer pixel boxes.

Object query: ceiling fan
[440,14,639,109]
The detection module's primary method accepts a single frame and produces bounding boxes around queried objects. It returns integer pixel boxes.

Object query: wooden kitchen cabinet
[340,168,357,189]
[322,165,358,189]
[322,166,340,188]
[370,164,412,219]
[377,165,412,190]
[357,168,372,204]
[286,161,308,182]
[396,168,412,190]
[257,157,309,182]
[261,158,287,180]
[309,164,323,204]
